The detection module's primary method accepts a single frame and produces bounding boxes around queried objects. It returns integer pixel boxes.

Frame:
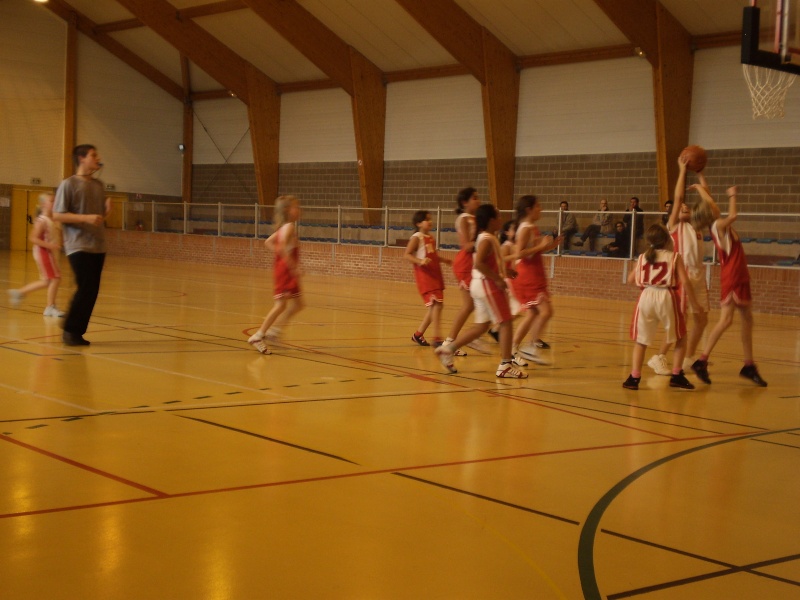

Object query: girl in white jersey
[623,224,699,391]
[435,204,527,379]
[648,156,710,375]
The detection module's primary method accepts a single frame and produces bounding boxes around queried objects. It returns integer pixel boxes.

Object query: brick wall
[105,230,799,316]
[189,147,800,215]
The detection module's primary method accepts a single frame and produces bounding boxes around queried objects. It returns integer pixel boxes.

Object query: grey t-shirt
[54,175,107,255]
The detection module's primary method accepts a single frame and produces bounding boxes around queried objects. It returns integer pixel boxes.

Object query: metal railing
[114,200,800,270]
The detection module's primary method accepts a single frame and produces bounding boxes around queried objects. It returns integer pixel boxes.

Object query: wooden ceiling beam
[41,0,184,101]
[94,0,246,33]
[592,0,660,65]
[243,0,386,212]
[114,0,280,203]
[241,0,356,96]
[652,3,694,207]
[395,0,518,209]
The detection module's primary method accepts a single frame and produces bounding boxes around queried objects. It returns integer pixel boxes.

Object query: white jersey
[634,249,678,289]
[670,221,703,279]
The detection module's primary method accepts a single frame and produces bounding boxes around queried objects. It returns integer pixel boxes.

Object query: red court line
[0,429,759,520]
[288,343,682,438]
[0,434,168,498]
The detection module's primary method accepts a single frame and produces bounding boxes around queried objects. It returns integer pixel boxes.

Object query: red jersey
[411,231,444,295]
[273,222,301,298]
[512,221,549,303]
[452,212,476,287]
[711,221,751,304]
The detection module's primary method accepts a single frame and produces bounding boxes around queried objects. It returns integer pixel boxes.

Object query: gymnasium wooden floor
[1,250,799,600]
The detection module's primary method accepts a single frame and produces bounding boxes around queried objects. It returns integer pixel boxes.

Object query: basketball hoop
[742,63,796,119]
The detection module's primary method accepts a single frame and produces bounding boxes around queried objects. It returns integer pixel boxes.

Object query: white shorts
[630,287,685,346]
[685,274,709,314]
[470,278,512,325]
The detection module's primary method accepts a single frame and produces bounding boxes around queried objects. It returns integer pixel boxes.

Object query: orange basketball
[680,145,707,172]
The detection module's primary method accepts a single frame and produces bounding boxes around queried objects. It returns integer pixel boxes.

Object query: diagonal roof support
[241,0,385,218]
[42,0,184,101]
[114,0,280,204]
[593,0,694,206]
[395,0,519,210]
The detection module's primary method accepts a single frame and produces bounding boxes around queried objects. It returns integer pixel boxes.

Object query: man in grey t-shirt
[53,144,110,346]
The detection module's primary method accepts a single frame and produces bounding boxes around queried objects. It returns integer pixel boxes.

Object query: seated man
[602,221,631,258]
[558,200,578,251]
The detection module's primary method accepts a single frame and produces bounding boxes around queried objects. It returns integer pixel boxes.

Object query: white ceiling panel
[37,0,750,95]
[195,11,327,83]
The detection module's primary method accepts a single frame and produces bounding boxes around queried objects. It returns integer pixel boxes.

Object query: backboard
[742,0,800,75]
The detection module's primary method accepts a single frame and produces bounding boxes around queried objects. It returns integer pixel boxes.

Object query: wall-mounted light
[33,0,49,3]
[106,183,116,191]
[178,143,186,152]
[634,47,646,59]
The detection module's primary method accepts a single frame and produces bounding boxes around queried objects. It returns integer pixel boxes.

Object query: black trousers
[64,252,106,336]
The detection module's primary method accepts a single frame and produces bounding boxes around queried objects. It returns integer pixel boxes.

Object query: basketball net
[742,63,796,119]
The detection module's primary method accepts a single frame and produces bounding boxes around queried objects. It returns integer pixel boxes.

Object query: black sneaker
[411,333,429,346]
[691,359,711,384]
[63,332,90,346]
[488,329,500,343]
[622,375,641,390]
[535,339,551,350]
[740,365,768,387]
[669,371,695,390]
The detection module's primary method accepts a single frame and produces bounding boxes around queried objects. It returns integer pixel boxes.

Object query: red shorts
[421,290,444,306]
[720,281,751,306]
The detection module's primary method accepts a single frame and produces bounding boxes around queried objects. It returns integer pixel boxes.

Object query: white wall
[690,46,800,147]
[76,37,183,196]
[0,0,66,188]
[518,57,656,155]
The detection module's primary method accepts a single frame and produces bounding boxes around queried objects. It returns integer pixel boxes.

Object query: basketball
[680,145,707,172]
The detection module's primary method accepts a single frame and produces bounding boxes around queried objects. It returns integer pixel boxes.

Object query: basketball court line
[577,426,800,599]
[0,427,766,522]
[606,553,800,599]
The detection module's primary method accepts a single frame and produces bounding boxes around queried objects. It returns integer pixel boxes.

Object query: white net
[742,63,797,119]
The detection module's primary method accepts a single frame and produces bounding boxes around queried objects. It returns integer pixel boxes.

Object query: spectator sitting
[602,221,631,258]
[574,198,612,251]
[661,200,673,226]
[558,201,578,251]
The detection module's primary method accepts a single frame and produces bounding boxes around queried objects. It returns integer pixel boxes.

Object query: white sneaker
[518,345,550,365]
[647,354,670,376]
[8,289,22,307]
[442,340,467,357]
[496,363,528,378]
[466,338,492,354]
[248,333,271,355]
[43,305,66,318]
[512,353,528,367]
[434,345,457,373]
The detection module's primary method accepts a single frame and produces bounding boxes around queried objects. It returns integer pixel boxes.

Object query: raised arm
[668,157,688,229]
[716,186,739,232]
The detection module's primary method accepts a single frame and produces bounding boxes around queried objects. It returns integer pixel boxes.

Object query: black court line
[578,426,800,600]
[174,414,359,464]
[393,472,580,526]
[607,553,800,598]
[601,530,800,595]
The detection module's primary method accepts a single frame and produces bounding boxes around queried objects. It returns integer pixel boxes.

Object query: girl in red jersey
[623,224,699,391]
[7,193,66,317]
[405,210,451,346]
[689,184,767,386]
[434,204,527,379]
[442,187,490,355]
[511,195,562,366]
[248,195,304,354]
